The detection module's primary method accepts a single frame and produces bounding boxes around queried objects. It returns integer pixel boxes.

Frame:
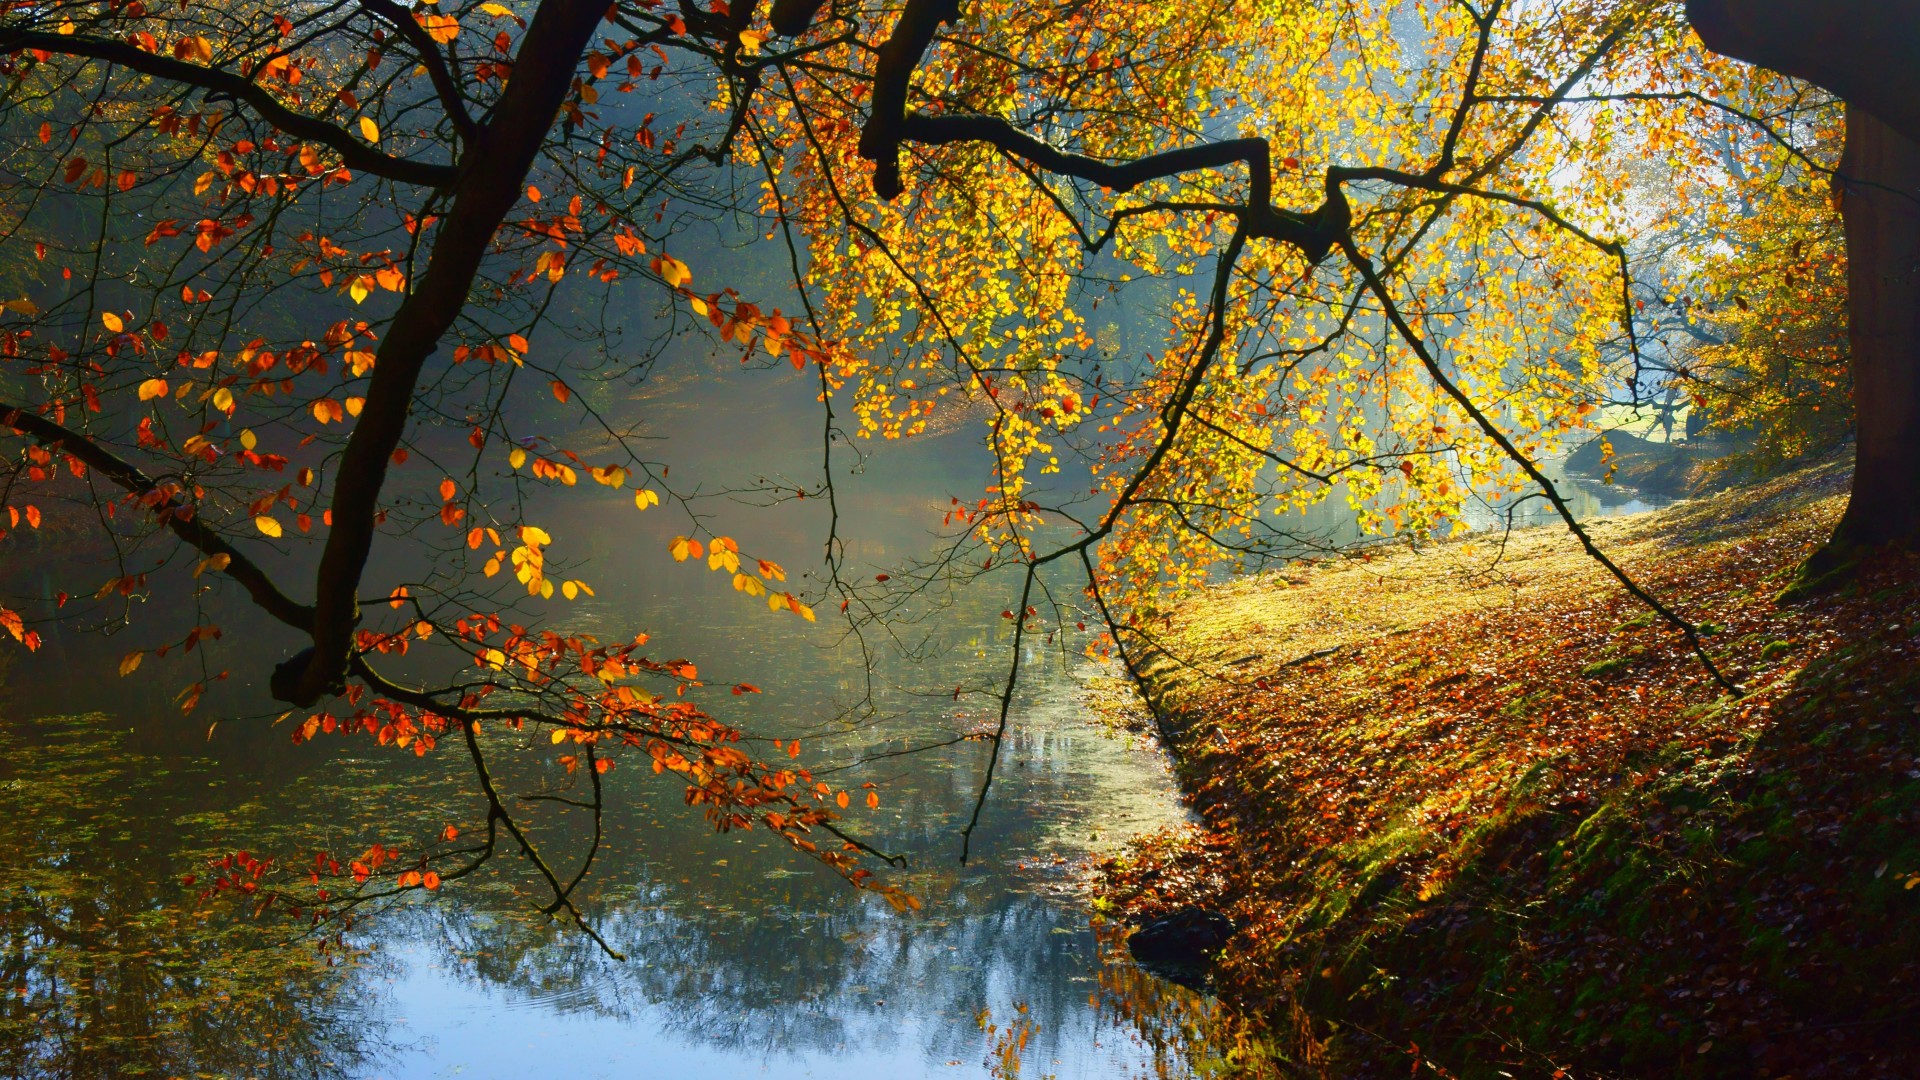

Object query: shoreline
[1095,460,1920,1077]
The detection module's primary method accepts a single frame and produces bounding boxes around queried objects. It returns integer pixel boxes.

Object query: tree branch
[0,404,315,631]
[0,28,460,188]
[283,0,611,706]
[358,0,480,142]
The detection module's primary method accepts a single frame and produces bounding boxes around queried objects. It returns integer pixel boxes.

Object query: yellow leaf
[509,447,527,469]
[101,311,125,333]
[254,515,283,537]
[634,489,659,510]
[118,651,143,676]
[657,256,691,288]
[519,525,551,546]
[193,553,231,578]
[137,378,169,401]
[479,2,513,15]
[550,729,567,744]
[359,116,380,143]
[345,396,364,417]
[562,580,578,600]
[214,387,236,414]
[421,13,459,43]
[669,536,693,562]
[348,276,371,304]
[239,428,256,451]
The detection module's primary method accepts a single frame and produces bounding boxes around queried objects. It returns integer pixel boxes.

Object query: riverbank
[1095,460,1920,1077]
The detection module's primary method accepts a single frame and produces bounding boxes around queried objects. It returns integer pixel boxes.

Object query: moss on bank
[1095,461,1920,1078]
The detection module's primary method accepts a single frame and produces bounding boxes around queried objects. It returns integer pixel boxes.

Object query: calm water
[0,351,1663,1079]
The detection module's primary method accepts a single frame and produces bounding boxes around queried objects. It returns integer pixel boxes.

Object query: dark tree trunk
[1687,0,1920,147]
[1688,0,1920,566]
[1829,109,1920,552]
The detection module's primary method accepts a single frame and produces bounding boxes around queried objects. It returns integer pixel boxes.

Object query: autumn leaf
[101,311,124,333]
[358,116,380,143]
[254,515,284,537]
[653,255,691,288]
[137,378,169,401]
[420,13,459,43]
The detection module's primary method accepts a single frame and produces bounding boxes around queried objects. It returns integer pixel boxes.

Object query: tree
[1689,0,1920,560]
[0,0,1862,935]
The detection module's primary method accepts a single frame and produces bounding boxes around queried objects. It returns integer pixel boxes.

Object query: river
[0,348,1663,1079]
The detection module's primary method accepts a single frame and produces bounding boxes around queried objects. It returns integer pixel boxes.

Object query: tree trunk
[1826,107,1920,555]
[1686,0,1920,147]
[1687,0,1920,568]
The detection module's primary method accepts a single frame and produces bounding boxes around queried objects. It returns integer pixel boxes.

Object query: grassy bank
[1095,462,1920,1078]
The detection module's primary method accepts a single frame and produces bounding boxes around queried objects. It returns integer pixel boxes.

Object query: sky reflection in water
[0,355,1662,1079]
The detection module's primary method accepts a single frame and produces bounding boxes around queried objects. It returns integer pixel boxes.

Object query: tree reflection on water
[0,690,1201,1078]
[0,718,399,1079]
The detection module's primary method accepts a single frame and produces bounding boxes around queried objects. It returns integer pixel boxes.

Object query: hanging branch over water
[801,0,1748,854]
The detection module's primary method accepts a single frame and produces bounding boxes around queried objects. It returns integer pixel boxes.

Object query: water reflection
[0,718,398,1080]
[0,672,1202,1079]
[0,351,1666,1078]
